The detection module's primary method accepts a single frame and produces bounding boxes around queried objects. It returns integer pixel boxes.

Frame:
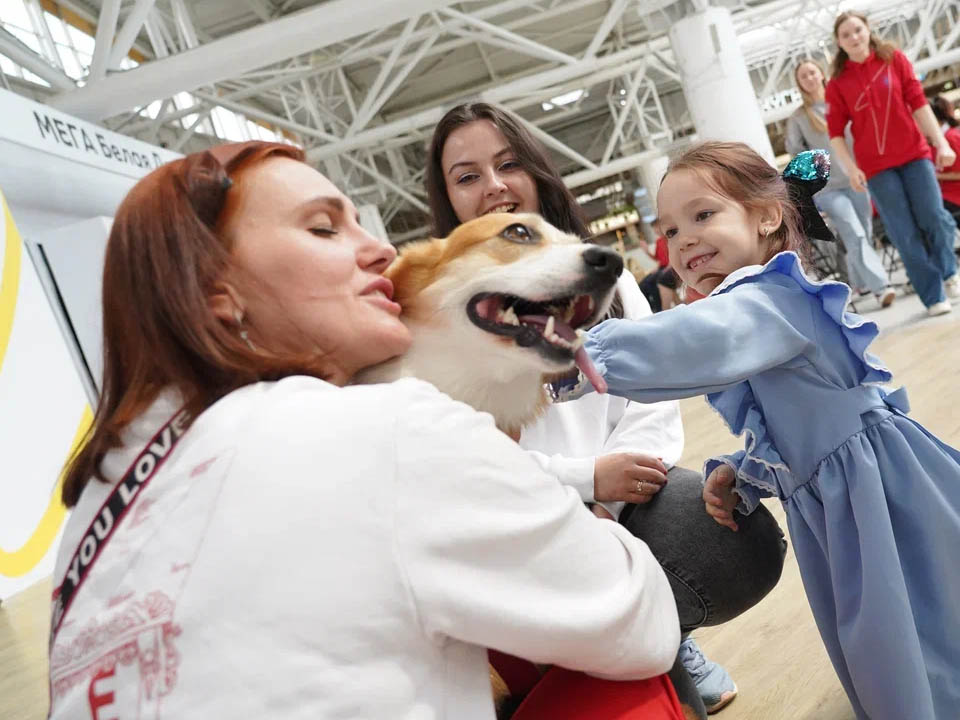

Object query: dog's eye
[500,223,538,244]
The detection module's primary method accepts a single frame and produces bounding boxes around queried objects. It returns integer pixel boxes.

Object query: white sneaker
[946,275,960,299]
[928,300,953,316]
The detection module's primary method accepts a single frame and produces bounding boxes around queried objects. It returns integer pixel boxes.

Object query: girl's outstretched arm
[585,280,816,403]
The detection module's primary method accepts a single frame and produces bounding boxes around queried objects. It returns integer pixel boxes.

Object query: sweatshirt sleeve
[392,381,680,680]
[825,79,850,139]
[584,281,816,404]
[524,450,596,503]
[784,113,809,155]
[894,50,926,111]
[598,273,685,517]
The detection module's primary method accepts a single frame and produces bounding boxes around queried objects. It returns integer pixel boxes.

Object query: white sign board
[0,89,179,600]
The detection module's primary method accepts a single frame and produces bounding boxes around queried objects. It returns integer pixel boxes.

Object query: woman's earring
[234,308,257,352]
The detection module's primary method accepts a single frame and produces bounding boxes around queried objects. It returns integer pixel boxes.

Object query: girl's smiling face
[657,169,773,295]
[836,16,871,61]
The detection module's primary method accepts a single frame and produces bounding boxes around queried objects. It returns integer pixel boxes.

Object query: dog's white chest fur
[356,319,549,434]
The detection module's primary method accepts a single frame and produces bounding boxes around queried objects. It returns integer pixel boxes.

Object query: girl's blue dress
[580,252,960,720]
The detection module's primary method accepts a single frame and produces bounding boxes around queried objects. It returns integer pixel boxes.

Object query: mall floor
[1,290,958,720]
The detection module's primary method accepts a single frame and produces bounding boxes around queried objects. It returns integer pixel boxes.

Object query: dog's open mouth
[466,292,598,355]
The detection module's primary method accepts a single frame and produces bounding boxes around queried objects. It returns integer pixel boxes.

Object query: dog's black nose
[582,246,624,283]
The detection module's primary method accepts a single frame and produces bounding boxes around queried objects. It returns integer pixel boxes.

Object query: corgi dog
[357,212,622,437]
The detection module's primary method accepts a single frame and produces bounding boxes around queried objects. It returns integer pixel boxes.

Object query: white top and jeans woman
[785,102,893,301]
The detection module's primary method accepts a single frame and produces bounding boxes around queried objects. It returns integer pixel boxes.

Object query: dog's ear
[384,238,448,311]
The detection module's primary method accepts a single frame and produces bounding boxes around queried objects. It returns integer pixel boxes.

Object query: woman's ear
[208,281,245,325]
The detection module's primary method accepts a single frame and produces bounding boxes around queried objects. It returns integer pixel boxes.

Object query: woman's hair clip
[782,149,835,242]
[221,175,234,191]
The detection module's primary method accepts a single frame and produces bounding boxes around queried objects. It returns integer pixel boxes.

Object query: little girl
[569,141,960,720]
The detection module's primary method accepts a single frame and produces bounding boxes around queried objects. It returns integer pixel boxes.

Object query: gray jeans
[618,465,787,631]
[619,466,787,718]
[815,187,888,294]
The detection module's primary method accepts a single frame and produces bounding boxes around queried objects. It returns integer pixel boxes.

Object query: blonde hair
[831,11,897,78]
[794,60,828,134]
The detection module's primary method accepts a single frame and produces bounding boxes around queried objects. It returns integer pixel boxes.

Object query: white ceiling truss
[4,0,960,237]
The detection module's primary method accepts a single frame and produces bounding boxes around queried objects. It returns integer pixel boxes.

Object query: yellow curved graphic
[0,192,92,578]
[0,192,22,374]
[0,407,92,577]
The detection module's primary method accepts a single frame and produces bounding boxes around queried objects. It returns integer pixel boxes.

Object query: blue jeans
[816,187,888,293]
[867,158,958,307]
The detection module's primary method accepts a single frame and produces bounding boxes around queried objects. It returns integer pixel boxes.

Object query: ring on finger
[636,480,645,494]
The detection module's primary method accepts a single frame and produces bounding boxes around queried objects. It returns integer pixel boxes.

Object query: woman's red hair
[62,141,315,507]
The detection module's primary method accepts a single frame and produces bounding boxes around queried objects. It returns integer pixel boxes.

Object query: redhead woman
[48,142,684,719]
[426,103,788,718]
[826,11,959,315]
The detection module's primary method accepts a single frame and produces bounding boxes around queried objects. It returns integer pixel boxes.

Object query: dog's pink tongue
[519,313,607,394]
[575,345,607,394]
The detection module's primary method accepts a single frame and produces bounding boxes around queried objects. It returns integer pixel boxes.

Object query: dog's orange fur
[386,214,550,323]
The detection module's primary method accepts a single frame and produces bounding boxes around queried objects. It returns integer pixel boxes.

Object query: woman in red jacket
[826,11,959,316]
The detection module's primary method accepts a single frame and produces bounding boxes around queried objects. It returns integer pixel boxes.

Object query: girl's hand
[703,465,739,531]
[936,141,957,171]
[849,167,868,193]
[594,452,668,505]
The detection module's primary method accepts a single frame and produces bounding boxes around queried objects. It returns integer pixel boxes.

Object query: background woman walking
[826,11,959,315]
[787,59,895,307]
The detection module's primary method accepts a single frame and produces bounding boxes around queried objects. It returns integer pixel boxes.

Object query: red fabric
[939,126,960,207]
[511,667,685,720]
[654,236,670,268]
[488,650,544,699]
[825,50,930,178]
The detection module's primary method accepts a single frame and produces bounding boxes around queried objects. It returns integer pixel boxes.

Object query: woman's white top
[49,376,679,720]
[521,272,685,518]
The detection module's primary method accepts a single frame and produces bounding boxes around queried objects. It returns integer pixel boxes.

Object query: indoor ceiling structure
[4,0,960,238]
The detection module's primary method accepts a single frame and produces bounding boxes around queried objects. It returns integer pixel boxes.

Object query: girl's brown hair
[62,141,320,508]
[794,60,828,134]
[831,11,897,78]
[661,141,808,266]
[932,95,959,128]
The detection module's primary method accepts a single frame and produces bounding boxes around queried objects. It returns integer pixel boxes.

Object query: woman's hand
[703,465,739,531]
[849,167,868,193]
[591,504,616,521]
[594,452,667,505]
[936,141,957,171]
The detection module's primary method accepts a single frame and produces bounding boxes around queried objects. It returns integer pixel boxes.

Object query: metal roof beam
[0,26,74,90]
[48,0,464,120]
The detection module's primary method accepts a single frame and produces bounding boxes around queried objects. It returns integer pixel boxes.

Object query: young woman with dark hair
[49,141,686,719]
[826,11,959,315]
[427,104,788,718]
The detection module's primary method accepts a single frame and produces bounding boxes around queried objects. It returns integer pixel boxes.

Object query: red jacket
[825,50,930,178]
[939,126,960,207]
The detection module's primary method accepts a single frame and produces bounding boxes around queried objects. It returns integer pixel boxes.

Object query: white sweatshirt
[521,272,685,518]
[49,376,679,720]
